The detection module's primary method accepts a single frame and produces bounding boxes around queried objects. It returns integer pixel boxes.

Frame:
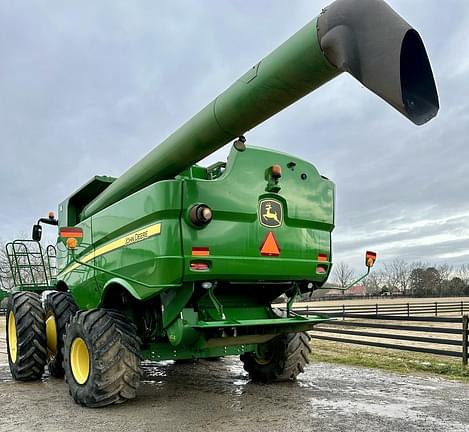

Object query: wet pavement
[0,350,468,432]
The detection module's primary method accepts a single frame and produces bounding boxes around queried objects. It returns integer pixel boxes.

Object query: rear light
[316,254,328,273]
[189,204,213,226]
[190,262,210,271]
[316,265,327,274]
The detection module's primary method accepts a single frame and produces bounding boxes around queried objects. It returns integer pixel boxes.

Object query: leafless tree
[333,262,355,289]
[455,264,469,285]
[363,269,385,295]
[0,239,13,291]
[383,258,412,295]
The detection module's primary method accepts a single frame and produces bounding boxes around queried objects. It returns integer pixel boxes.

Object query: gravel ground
[1,332,469,432]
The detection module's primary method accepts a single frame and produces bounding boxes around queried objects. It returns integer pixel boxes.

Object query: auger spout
[82,0,438,219]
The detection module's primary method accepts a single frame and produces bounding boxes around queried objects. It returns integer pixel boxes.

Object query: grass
[310,339,469,382]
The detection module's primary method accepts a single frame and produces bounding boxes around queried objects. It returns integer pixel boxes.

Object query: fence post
[407,303,410,318]
[462,315,468,367]
[461,301,464,316]
[375,303,378,317]
[435,302,438,317]
[306,305,309,317]
[342,304,345,320]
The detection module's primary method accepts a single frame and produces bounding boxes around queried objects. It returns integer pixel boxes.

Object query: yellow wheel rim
[70,337,90,384]
[8,312,17,364]
[46,314,58,357]
[254,356,272,366]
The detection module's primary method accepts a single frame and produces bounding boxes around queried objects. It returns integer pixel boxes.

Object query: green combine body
[4,0,439,407]
[56,146,335,361]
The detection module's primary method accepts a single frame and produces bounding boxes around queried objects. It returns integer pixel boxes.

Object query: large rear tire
[63,309,142,407]
[240,332,311,383]
[44,291,78,377]
[6,292,47,381]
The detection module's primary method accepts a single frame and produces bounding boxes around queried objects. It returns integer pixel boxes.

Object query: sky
[0,0,468,272]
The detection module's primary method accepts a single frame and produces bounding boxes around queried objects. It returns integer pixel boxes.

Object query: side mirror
[32,224,42,242]
[366,251,377,268]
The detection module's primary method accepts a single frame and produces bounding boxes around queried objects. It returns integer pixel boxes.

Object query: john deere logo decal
[259,199,282,228]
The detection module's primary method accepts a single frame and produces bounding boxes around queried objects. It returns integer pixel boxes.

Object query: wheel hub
[70,337,90,384]
[46,314,58,357]
[254,342,274,365]
[8,312,17,363]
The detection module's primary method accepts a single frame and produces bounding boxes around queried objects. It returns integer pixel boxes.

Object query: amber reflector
[192,247,210,256]
[66,238,78,250]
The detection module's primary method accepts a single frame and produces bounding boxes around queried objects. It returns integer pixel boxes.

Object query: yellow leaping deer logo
[259,199,282,228]
[263,204,280,224]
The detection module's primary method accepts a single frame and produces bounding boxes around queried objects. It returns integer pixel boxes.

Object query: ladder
[5,240,57,292]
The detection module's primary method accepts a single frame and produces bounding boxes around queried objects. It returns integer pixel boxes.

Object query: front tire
[6,292,47,381]
[44,292,78,377]
[63,309,142,407]
[240,332,311,383]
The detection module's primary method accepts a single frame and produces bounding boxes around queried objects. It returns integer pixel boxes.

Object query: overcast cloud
[0,0,468,272]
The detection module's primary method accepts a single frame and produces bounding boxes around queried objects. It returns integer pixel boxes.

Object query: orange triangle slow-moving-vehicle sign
[260,231,280,256]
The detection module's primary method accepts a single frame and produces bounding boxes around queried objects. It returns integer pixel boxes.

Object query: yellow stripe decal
[59,222,161,277]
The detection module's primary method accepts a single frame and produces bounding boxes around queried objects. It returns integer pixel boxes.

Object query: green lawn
[310,339,469,382]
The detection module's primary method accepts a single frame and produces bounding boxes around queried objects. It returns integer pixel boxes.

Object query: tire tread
[6,292,47,381]
[240,331,311,383]
[63,309,142,407]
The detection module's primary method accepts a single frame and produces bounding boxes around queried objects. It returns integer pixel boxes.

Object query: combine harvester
[4,0,438,407]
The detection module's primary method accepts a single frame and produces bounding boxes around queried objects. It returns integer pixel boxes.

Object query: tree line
[332,259,469,297]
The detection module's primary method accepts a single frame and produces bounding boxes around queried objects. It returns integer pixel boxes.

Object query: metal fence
[1,301,469,364]
[294,300,469,318]
[305,313,469,366]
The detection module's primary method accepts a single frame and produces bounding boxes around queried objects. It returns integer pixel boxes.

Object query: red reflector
[190,262,209,271]
[59,227,83,238]
[260,232,280,256]
[317,254,328,262]
[192,247,210,256]
[316,265,327,274]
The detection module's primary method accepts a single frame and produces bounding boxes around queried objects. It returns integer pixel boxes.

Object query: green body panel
[57,146,333,312]
[54,144,334,361]
[181,146,334,282]
[92,180,183,303]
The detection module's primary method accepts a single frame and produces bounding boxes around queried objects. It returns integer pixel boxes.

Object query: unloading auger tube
[82,0,439,219]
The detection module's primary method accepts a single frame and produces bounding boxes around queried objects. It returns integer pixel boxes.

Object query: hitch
[286,284,301,317]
